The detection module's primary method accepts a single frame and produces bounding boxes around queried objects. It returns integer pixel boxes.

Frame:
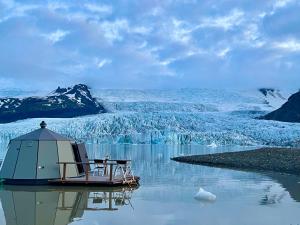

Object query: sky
[0,0,300,91]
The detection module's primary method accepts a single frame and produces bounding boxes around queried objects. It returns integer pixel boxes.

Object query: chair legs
[114,165,125,178]
[114,164,135,182]
[93,167,105,176]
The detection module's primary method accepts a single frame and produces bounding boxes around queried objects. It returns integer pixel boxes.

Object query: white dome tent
[0,121,89,184]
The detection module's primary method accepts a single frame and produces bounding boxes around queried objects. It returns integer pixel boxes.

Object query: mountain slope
[0,84,106,123]
[258,88,288,109]
[261,90,300,122]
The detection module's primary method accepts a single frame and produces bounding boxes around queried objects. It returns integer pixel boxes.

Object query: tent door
[71,144,84,174]
[77,143,91,173]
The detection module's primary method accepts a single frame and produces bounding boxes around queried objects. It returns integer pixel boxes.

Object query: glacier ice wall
[0,111,300,148]
[0,88,299,151]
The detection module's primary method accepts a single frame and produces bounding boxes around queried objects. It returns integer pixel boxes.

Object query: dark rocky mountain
[0,84,106,123]
[261,90,300,123]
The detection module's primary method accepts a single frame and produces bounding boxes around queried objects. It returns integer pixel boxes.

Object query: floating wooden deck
[49,175,140,186]
[49,160,140,187]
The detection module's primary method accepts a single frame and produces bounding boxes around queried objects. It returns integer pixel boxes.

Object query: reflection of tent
[0,189,87,225]
[0,121,89,184]
[0,186,137,225]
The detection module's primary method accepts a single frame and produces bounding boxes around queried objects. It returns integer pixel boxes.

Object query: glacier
[0,88,300,153]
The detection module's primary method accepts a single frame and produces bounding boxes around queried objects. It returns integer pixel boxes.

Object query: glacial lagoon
[0,144,299,225]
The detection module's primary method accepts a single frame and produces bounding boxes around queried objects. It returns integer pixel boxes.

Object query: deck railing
[57,159,132,182]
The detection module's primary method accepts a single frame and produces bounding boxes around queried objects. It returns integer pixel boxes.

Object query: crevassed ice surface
[0,88,300,157]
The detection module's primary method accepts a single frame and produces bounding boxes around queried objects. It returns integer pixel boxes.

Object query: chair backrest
[116,160,127,165]
[94,159,105,164]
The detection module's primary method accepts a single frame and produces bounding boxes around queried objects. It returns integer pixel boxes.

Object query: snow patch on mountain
[257,88,291,109]
[96,88,292,113]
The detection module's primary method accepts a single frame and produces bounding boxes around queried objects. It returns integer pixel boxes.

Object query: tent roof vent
[40,121,47,129]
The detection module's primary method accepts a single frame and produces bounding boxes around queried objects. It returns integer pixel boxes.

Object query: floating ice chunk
[208,142,218,148]
[194,187,216,202]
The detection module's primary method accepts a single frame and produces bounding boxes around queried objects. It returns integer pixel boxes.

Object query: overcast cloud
[0,0,299,90]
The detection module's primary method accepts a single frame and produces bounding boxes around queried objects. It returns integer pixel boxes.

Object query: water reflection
[0,186,137,225]
[1,144,300,225]
[260,185,286,205]
[87,144,300,204]
[264,173,300,203]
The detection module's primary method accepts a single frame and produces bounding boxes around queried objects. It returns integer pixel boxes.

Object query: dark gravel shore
[172,148,300,175]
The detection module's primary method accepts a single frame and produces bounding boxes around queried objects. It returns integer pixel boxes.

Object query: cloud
[272,39,300,52]
[268,0,296,15]
[0,2,39,23]
[273,0,294,9]
[84,3,112,14]
[131,26,151,35]
[170,18,194,44]
[216,47,231,58]
[47,2,69,11]
[100,19,128,43]
[90,19,151,44]
[0,0,300,89]
[199,9,244,31]
[41,29,70,44]
[240,23,265,48]
[96,58,112,68]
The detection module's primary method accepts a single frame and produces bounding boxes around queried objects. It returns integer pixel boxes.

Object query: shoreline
[171,148,300,175]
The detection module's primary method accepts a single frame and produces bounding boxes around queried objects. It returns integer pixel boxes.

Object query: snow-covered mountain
[262,89,300,123]
[0,84,106,123]
[97,88,291,112]
[258,88,290,109]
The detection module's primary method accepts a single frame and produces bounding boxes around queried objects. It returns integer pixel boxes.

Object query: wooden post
[62,163,66,181]
[85,163,89,181]
[109,164,113,181]
[104,160,107,175]
[62,192,65,208]
[109,192,112,209]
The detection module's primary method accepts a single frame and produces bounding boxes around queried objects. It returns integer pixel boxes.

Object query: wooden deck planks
[48,175,140,186]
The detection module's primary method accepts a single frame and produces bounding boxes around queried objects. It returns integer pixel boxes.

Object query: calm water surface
[0,144,299,225]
